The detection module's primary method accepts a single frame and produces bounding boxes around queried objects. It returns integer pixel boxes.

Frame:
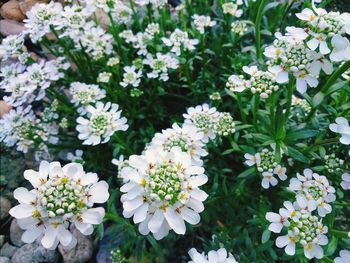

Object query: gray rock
[0,19,26,36]
[0,198,11,221]
[0,257,11,263]
[0,242,17,258]
[0,235,5,248]
[58,228,93,263]
[10,219,24,247]
[11,241,58,263]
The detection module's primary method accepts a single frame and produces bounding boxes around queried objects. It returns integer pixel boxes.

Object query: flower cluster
[263,6,350,93]
[289,169,336,217]
[76,102,128,145]
[183,104,235,142]
[0,59,66,107]
[267,168,336,259]
[192,15,216,34]
[222,1,243,18]
[9,161,109,250]
[120,104,235,239]
[226,66,280,99]
[69,82,106,112]
[162,29,199,56]
[188,248,238,263]
[244,145,287,189]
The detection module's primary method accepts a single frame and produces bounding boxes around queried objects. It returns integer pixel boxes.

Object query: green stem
[284,77,295,125]
[129,0,142,30]
[306,61,350,121]
[255,0,267,60]
[253,94,260,130]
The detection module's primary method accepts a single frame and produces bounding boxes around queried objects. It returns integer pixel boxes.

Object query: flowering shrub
[0,0,349,262]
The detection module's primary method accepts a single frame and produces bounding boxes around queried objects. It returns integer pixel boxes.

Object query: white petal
[164,208,186,235]
[88,181,109,203]
[148,210,165,233]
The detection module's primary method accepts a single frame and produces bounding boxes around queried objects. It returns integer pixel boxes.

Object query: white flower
[162,29,199,56]
[77,22,113,60]
[112,3,132,24]
[329,117,350,145]
[273,165,287,181]
[9,161,109,250]
[188,248,238,263]
[244,153,261,166]
[192,14,216,34]
[293,70,319,94]
[107,57,120,66]
[276,231,297,256]
[341,173,350,190]
[120,66,142,88]
[222,2,243,18]
[307,32,330,54]
[76,102,129,145]
[330,35,350,62]
[0,34,26,61]
[269,199,328,259]
[266,202,295,233]
[335,250,350,263]
[66,150,84,164]
[150,123,207,165]
[226,75,250,92]
[1,60,63,107]
[296,8,320,27]
[97,72,112,83]
[0,106,35,153]
[183,104,219,143]
[120,147,208,240]
[308,51,333,75]
[24,2,63,42]
[289,169,336,217]
[69,82,106,108]
[261,172,278,189]
[143,53,179,81]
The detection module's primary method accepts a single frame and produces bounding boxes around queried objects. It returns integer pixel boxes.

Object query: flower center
[148,162,185,206]
[39,176,87,218]
[164,136,189,152]
[91,113,110,135]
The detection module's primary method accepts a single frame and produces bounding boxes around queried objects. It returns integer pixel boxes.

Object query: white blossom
[143,53,179,81]
[76,102,129,145]
[188,248,238,263]
[120,147,208,239]
[329,117,350,145]
[9,161,109,250]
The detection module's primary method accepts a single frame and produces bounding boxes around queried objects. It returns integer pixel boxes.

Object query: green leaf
[285,130,319,142]
[261,229,271,244]
[237,167,256,178]
[286,146,310,163]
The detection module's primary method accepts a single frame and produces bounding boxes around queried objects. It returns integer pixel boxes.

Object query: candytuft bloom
[76,102,128,145]
[188,248,238,263]
[120,147,208,240]
[9,161,109,250]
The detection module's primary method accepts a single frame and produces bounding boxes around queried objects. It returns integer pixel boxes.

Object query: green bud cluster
[214,112,235,136]
[289,214,325,248]
[90,113,111,135]
[282,44,310,72]
[257,148,277,173]
[250,72,279,96]
[148,162,185,206]
[39,176,87,218]
[324,153,344,173]
[164,136,190,152]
